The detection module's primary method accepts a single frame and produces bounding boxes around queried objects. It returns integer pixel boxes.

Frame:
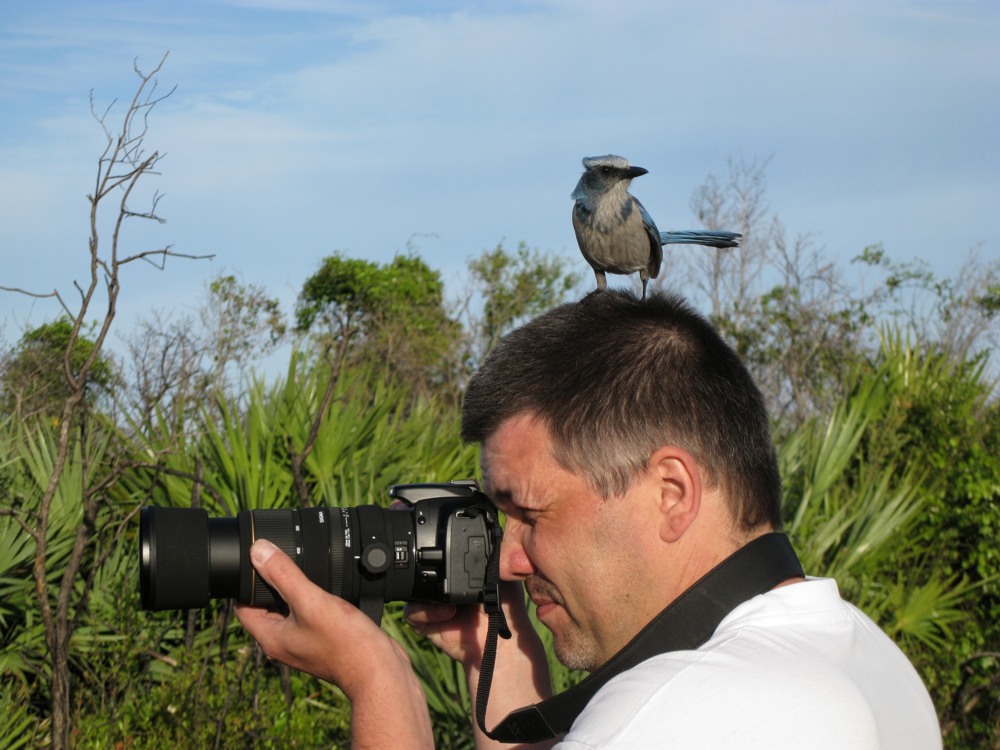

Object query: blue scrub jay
[571,154,741,299]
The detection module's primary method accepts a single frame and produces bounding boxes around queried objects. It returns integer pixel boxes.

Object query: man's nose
[499,522,535,580]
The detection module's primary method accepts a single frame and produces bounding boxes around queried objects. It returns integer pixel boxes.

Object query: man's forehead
[478,413,560,501]
[485,411,548,442]
[480,413,545,462]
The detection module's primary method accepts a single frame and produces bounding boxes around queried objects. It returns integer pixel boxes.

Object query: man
[236,289,941,748]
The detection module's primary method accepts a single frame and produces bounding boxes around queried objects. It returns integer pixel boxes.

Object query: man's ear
[648,446,702,543]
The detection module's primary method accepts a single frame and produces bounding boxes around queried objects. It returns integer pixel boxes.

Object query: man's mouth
[526,578,563,619]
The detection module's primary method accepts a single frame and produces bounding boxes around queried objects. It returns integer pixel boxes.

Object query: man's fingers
[405,601,459,628]
[248,539,306,610]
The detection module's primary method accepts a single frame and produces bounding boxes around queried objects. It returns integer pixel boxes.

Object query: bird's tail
[660,230,741,248]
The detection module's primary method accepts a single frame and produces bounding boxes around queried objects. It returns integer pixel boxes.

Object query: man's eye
[498,507,536,526]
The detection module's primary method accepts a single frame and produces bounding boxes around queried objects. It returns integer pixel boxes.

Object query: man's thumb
[250,538,279,568]
[249,538,298,603]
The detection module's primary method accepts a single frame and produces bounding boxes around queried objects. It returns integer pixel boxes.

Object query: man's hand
[235,539,433,750]
[406,582,557,750]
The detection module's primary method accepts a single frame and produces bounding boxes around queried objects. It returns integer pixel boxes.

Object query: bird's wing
[634,197,662,281]
[571,202,592,253]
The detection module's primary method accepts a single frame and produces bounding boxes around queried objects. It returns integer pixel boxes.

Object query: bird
[571,154,741,299]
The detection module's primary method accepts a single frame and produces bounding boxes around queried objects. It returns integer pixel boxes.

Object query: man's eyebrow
[486,486,514,507]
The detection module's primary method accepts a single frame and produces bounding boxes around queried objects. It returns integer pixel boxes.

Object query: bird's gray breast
[572,199,652,274]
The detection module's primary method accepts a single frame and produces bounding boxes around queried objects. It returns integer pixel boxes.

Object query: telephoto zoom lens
[139,504,416,611]
[140,482,499,621]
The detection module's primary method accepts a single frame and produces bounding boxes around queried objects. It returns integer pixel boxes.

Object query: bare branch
[0,506,38,542]
[0,285,74,318]
[122,247,216,268]
[0,285,59,299]
[122,189,167,223]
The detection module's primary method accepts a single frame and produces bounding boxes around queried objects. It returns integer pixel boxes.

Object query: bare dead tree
[122,310,206,432]
[676,157,867,428]
[680,155,773,329]
[677,156,999,429]
[926,246,999,366]
[0,53,211,750]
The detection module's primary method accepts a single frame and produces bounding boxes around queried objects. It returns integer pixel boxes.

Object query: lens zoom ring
[250,510,300,605]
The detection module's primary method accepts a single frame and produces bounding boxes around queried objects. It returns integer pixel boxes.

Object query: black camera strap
[474,532,804,744]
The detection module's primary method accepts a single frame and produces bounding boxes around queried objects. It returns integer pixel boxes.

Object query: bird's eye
[600,167,612,175]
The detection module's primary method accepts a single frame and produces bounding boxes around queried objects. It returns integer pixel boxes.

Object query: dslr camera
[140,480,502,624]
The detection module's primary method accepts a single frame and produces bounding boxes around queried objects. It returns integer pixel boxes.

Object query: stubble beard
[553,631,602,672]
[528,576,602,672]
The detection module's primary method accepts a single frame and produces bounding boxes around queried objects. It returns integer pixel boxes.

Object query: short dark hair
[461,289,782,531]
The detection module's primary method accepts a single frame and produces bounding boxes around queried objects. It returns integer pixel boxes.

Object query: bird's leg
[595,270,607,290]
[640,270,649,300]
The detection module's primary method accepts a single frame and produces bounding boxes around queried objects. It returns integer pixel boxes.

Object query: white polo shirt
[557,578,941,749]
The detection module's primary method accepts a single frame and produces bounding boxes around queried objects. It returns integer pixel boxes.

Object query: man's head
[462,288,782,534]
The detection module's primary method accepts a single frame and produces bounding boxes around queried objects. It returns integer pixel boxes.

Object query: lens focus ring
[249,510,301,605]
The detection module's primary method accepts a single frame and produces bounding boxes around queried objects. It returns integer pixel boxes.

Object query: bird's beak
[626,166,649,179]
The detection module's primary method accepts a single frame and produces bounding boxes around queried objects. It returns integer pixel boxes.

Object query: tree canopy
[0,318,115,422]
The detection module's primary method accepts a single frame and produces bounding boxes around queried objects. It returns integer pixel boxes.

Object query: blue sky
[1,0,998,358]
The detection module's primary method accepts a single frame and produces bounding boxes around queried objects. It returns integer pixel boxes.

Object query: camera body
[140,480,501,624]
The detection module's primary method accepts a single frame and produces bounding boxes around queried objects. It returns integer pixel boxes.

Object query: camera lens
[139,504,418,611]
[140,507,245,610]
[139,483,498,618]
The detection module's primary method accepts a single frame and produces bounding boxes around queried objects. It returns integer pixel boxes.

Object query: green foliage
[724,282,869,429]
[70,643,354,749]
[0,437,35,651]
[781,369,939,641]
[879,575,978,653]
[0,682,41,749]
[3,234,999,747]
[208,274,286,348]
[857,331,1000,747]
[0,418,137,687]
[296,254,448,334]
[0,318,116,421]
[203,273,287,388]
[852,245,1000,366]
[781,327,1000,747]
[137,355,479,512]
[114,360,482,745]
[382,606,475,748]
[2,426,85,679]
[466,242,581,356]
[295,253,461,401]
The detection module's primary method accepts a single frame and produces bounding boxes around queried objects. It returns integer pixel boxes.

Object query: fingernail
[251,539,277,566]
